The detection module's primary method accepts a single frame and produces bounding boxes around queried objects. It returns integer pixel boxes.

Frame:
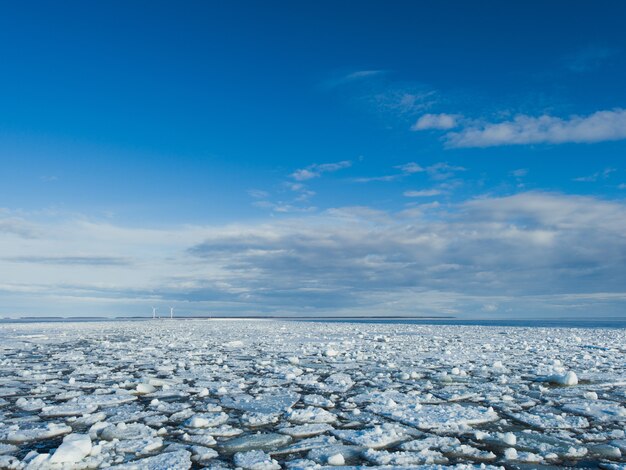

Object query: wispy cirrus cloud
[353,162,464,184]
[247,189,269,199]
[403,189,443,197]
[439,108,626,148]
[324,69,437,121]
[573,167,615,182]
[395,162,424,174]
[291,160,352,181]
[352,174,402,183]
[253,200,317,213]
[425,162,466,180]
[40,175,59,182]
[248,161,352,215]
[323,70,387,89]
[352,162,422,183]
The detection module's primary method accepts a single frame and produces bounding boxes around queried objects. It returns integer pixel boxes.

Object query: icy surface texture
[0,319,624,468]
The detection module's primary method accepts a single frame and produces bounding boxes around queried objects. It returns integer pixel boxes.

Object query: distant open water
[297,318,626,329]
[1,317,625,328]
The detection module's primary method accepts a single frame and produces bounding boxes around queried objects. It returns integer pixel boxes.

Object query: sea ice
[111,449,192,469]
[49,433,92,464]
[220,432,292,453]
[332,423,409,449]
[288,406,337,424]
[0,319,623,468]
[234,449,281,470]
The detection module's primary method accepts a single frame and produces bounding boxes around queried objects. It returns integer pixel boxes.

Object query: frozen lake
[0,319,624,469]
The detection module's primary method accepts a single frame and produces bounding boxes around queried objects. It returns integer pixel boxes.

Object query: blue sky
[1,1,626,318]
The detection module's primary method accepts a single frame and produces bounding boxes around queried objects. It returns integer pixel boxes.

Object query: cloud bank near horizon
[2,191,626,319]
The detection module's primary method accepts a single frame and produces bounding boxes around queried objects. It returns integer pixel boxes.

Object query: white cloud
[373,90,436,116]
[248,189,269,199]
[403,189,443,197]
[354,162,464,184]
[395,162,425,174]
[0,216,40,238]
[291,160,352,181]
[253,200,316,213]
[291,169,317,181]
[446,108,626,148]
[412,113,459,130]
[573,167,615,182]
[426,162,466,180]
[40,175,59,182]
[353,162,424,182]
[324,70,386,88]
[353,175,402,183]
[315,161,353,173]
[344,70,385,81]
[2,192,626,318]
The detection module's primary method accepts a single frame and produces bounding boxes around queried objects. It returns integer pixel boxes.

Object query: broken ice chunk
[49,433,92,464]
[110,449,192,469]
[4,423,72,444]
[332,423,409,449]
[220,433,291,453]
[288,406,337,424]
[233,450,281,470]
[184,412,229,428]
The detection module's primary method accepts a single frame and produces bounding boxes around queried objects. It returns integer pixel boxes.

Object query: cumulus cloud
[291,160,352,181]
[445,108,626,148]
[188,192,626,315]
[2,192,626,318]
[412,113,459,130]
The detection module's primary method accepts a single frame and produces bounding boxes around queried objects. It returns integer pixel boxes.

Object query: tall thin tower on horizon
[152,306,157,319]
[170,306,174,319]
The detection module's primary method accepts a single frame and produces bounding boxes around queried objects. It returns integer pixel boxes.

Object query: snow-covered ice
[0,319,624,468]
[48,433,92,464]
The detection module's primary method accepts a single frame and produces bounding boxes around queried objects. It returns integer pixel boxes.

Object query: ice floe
[0,319,623,468]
